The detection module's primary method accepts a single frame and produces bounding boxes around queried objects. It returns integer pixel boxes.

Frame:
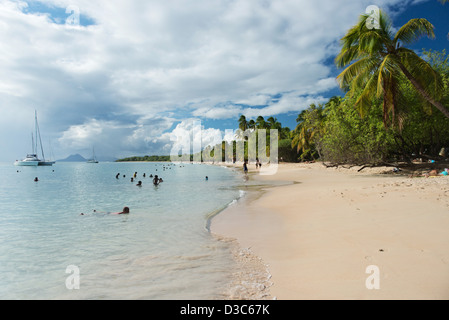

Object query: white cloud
[0,0,426,160]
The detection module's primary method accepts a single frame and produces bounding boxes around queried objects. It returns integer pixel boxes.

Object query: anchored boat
[15,111,55,167]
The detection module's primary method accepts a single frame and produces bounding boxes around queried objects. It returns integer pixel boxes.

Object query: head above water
[122,207,130,214]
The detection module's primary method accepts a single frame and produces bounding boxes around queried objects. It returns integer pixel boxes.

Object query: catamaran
[15,111,55,167]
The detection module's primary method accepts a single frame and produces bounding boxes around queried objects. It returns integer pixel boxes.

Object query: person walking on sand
[243,160,248,174]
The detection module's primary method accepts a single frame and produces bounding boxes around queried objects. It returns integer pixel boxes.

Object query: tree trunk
[398,63,449,119]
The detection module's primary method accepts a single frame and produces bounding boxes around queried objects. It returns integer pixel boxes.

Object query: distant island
[116,155,171,162]
[57,154,117,162]
[57,154,87,162]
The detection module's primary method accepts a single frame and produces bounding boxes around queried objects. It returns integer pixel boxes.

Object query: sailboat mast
[31,132,35,155]
[35,110,46,160]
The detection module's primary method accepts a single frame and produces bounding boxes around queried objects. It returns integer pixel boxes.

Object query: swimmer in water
[112,207,130,215]
[136,181,142,187]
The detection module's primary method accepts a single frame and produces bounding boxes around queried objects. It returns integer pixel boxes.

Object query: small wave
[204,189,247,233]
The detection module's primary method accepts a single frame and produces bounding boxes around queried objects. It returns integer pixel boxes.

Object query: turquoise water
[0,162,244,300]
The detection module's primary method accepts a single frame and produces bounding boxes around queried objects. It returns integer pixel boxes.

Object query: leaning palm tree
[291,103,326,159]
[336,9,449,127]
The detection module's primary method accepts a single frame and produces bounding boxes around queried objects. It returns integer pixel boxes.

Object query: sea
[0,161,246,300]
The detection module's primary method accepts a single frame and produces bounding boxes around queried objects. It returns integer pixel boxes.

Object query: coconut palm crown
[335,9,449,127]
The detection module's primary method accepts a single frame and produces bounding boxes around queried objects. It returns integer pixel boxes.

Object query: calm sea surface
[0,161,244,300]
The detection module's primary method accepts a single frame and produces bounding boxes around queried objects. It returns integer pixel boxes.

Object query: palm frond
[398,48,444,100]
[393,18,435,46]
[355,70,379,117]
[336,57,376,90]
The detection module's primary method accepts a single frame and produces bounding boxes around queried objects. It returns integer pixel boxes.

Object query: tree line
[116,155,171,162]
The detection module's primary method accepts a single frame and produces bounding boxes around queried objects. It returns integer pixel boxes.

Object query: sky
[0,0,448,161]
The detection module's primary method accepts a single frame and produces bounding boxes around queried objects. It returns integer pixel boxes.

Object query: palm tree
[335,9,449,126]
[291,103,326,159]
[266,117,282,130]
[248,119,256,130]
[256,116,266,129]
[238,115,248,132]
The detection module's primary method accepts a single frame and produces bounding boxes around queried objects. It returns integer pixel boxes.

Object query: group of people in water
[80,206,130,216]
[116,171,164,186]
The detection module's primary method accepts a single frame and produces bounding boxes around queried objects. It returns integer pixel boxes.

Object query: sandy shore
[211,162,449,300]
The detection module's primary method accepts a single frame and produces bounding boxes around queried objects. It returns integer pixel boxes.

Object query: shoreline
[211,162,449,300]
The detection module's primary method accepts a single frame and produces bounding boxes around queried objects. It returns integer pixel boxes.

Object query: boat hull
[38,161,56,166]
[15,161,40,167]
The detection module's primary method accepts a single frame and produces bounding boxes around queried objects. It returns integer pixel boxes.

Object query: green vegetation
[116,155,171,162]
[290,49,449,165]
[336,10,448,123]
[235,115,293,162]
[287,8,449,165]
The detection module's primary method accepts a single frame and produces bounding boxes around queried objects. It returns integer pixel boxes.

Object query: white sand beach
[212,162,449,300]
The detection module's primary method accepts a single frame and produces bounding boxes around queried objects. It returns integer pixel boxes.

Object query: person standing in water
[243,160,248,174]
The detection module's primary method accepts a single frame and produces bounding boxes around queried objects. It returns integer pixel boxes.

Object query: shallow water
[0,162,244,300]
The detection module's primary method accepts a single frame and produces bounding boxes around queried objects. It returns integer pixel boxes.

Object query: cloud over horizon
[0,0,437,160]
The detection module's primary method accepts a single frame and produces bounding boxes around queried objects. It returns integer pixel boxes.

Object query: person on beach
[243,160,248,174]
[419,169,449,178]
[256,159,260,169]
